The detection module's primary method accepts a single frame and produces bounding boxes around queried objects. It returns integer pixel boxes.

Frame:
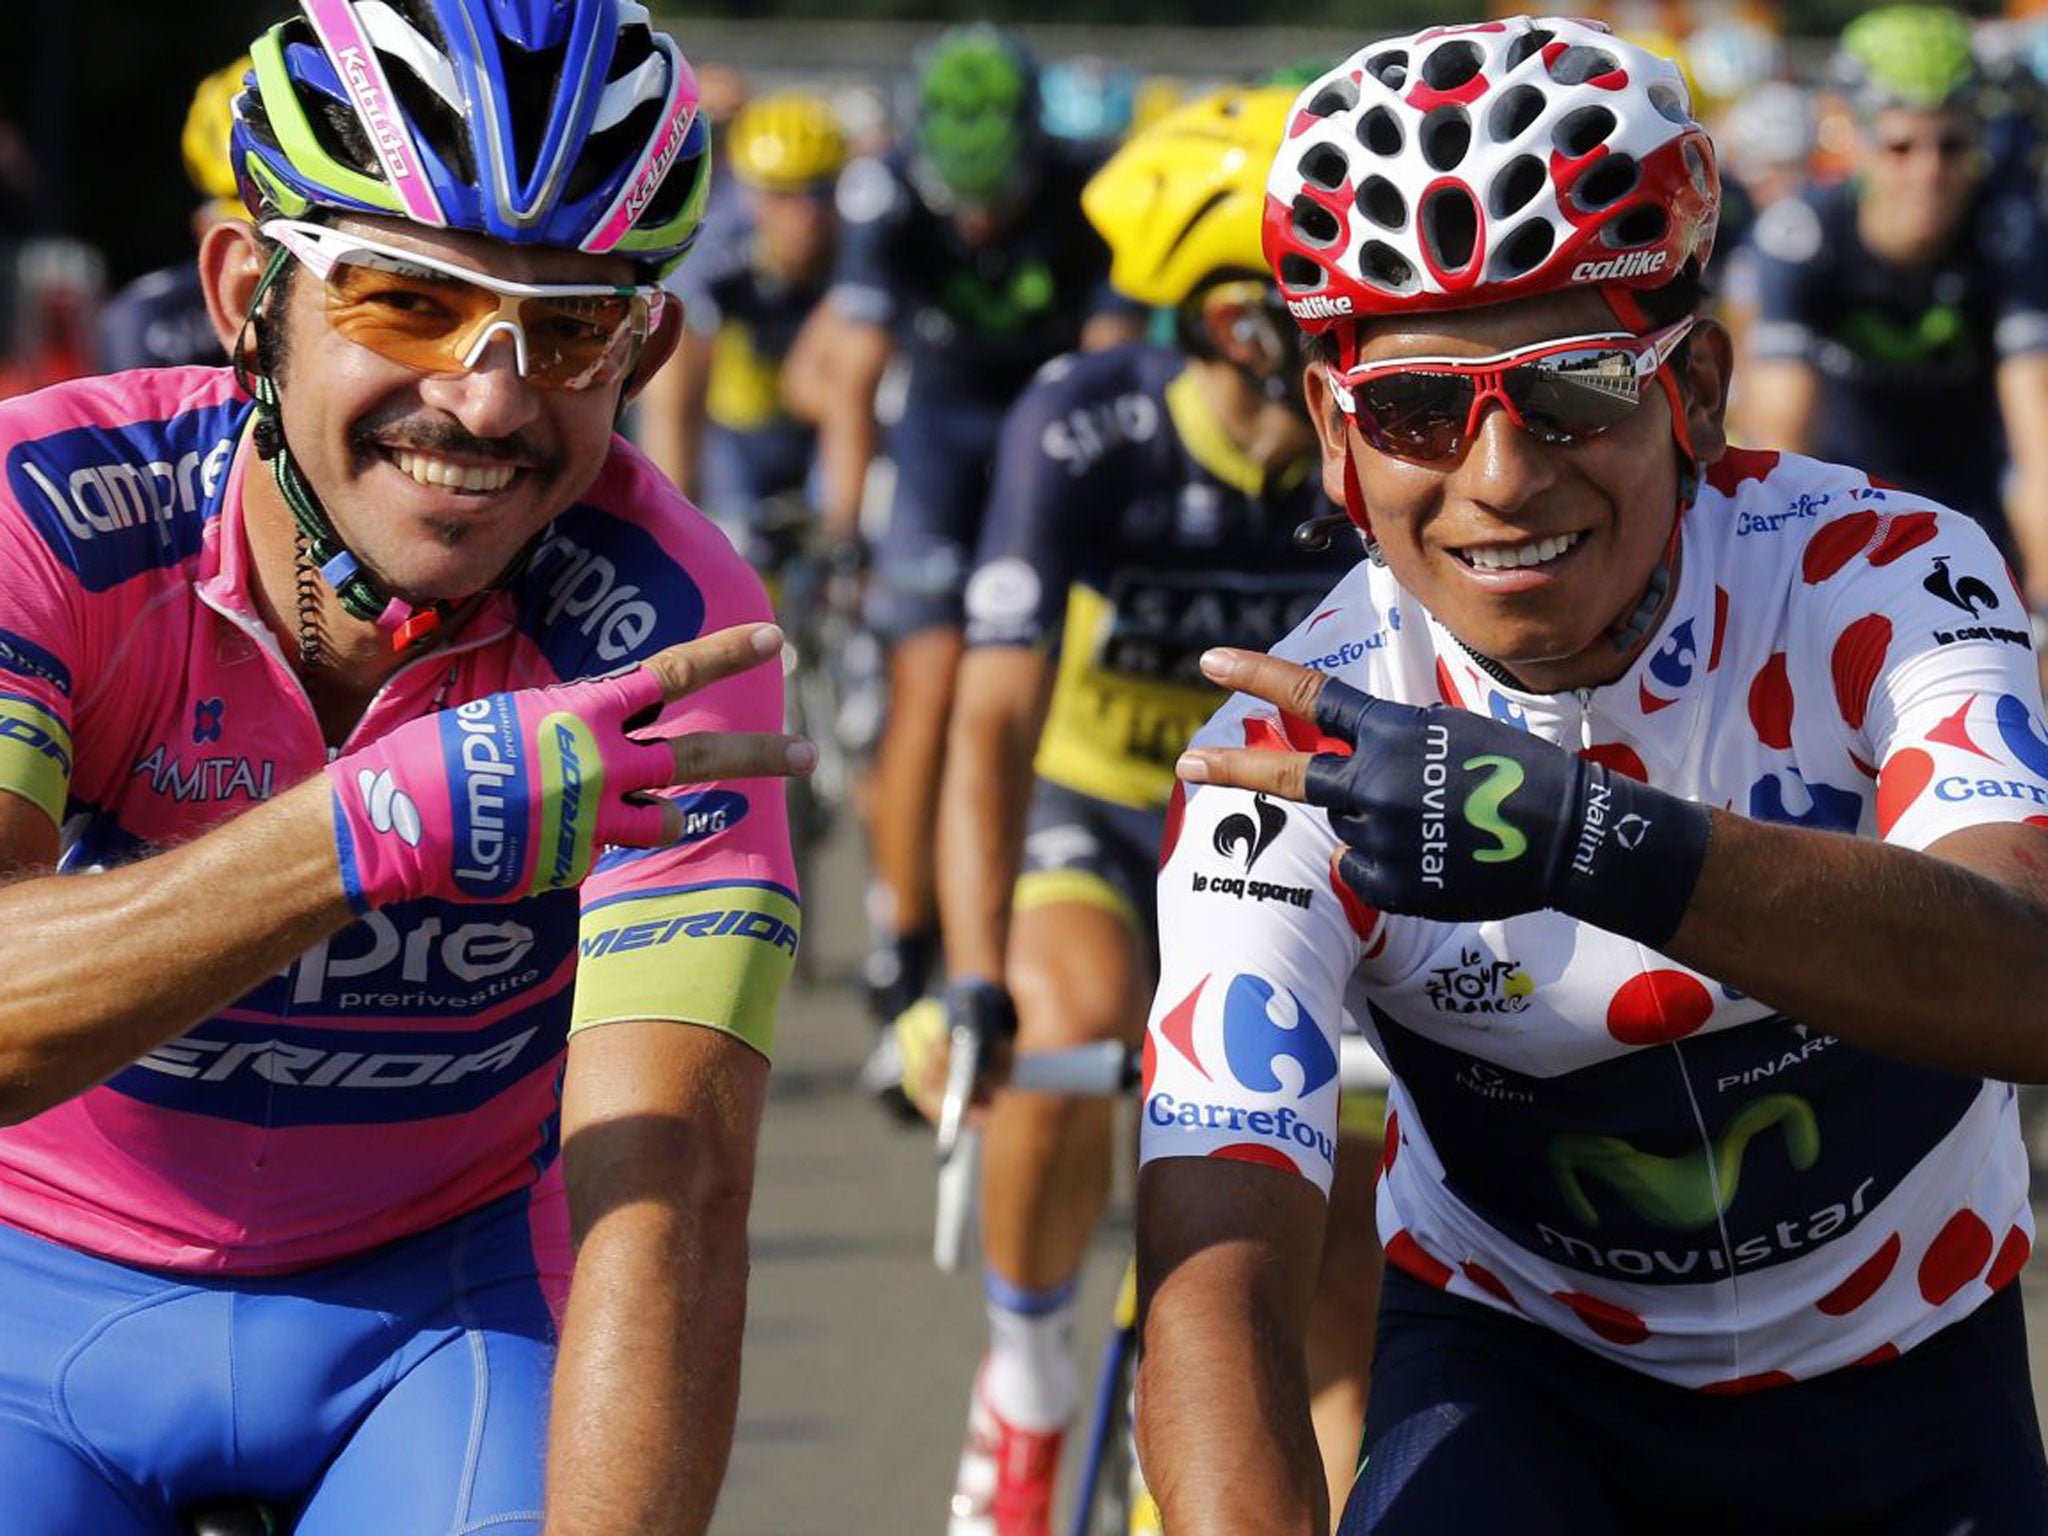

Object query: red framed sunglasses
[1326,317,1695,464]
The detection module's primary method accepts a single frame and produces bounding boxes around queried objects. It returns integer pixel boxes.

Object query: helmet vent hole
[1504,28,1554,71]
[1359,240,1419,296]
[1420,40,1484,93]
[1364,50,1409,92]
[1300,144,1351,193]
[1279,253,1325,291]
[1422,185,1479,271]
[1359,106,1404,156]
[1553,105,1617,159]
[1609,204,1669,248]
[1648,80,1690,125]
[1357,175,1407,230]
[1488,85,1546,143]
[1489,154,1547,218]
[1420,107,1472,171]
[1306,77,1360,118]
[1683,139,1713,197]
[1490,218,1556,281]
[1546,45,1620,87]
[1573,153,1639,211]
[1291,194,1343,249]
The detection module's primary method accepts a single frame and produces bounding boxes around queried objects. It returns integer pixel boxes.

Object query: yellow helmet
[727,92,848,193]
[182,55,252,220]
[1081,85,1292,309]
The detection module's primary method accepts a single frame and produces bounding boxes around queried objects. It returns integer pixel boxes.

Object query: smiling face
[1306,288,1729,695]
[252,215,667,608]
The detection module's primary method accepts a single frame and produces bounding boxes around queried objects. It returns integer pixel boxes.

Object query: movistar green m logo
[1548,1094,1820,1230]
[1462,754,1527,864]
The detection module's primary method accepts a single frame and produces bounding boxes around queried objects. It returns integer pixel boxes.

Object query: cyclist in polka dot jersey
[1134,17,2048,1535]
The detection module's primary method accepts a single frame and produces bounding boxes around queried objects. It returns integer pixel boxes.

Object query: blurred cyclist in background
[1037,55,1138,152]
[930,87,1379,1536]
[636,90,846,558]
[97,55,248,374]
[1732,3,2048,604]
[783,23,1142,1075]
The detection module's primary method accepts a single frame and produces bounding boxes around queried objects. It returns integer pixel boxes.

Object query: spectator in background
[97,55,248,373]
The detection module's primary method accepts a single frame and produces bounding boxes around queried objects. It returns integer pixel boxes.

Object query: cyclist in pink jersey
[1134,18,2048,1535]
[0,3,807,1533]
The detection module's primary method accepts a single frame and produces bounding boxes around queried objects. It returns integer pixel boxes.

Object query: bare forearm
[1137,1164,1328,1536]
[2005,466,2048,603]
[1669,812,2048,1079]
[0,778,349,1120]
[544,1192,750,1535]
[937,698,1042,981]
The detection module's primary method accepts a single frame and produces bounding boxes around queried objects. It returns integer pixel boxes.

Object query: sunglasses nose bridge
[1461,366,1519,445]
[456,308,532,379]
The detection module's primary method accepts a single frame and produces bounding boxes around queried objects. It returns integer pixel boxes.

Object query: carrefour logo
[1219,974,1337,1098]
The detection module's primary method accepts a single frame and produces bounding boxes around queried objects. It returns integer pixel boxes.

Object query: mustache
[350,413,557,472]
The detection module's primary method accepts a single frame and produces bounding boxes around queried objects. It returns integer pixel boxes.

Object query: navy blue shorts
[1343,1265,2048,1535]
[0,1192,556,1535]
[864,383,1006,642]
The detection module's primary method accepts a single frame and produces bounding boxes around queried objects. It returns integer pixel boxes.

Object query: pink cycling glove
[326,666,676,911]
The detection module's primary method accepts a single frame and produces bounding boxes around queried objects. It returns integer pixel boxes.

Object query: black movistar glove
[1301,678,1710,945]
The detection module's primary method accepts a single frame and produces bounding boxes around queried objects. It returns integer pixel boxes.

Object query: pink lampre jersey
[1143,447,2045,1391]
[0,367,797,1274]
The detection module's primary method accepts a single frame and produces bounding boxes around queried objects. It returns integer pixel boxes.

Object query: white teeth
[1463,532,1581,571]
[392,449,516,493]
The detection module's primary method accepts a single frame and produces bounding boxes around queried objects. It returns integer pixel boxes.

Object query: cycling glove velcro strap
[1549,765,1711,949]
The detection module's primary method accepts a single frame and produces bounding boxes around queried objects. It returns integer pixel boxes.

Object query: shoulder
[515,440,771,678]
[1000,343,1176,477]
[1695,447,2018,670]
[0,368,248,594]
[835,152,915,230]
[1748,186,1837,271]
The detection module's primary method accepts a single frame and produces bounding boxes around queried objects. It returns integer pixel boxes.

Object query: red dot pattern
[1460,1260,1520,1311]
[1381,1110,1400,1175]
[1158,782,1187,870]
[1328,852,1384,948]
[1830,614,1892,732]
[1606,970,1713,1046]
[1553,1289,1649,1346]
[1868,510,1939,567]
[1876,749,1935,838]
[1801,510,1879,585]
[1747,653,1794,749]
[1706,448,1780,496]
[1853,1343,1901,1368]
[1987,1226,2031,1292]
[1580,742,1648,781]
[1917,1209,1993,1305]
[1435,658,1465,709]
[1814,1232,1900,1316]
[1211,1142,1301,1176]
[1700,1371,1795,1397]
[1386,1229,1454,1290]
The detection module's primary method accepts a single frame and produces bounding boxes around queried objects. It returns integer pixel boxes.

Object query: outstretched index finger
[640,623,786,705]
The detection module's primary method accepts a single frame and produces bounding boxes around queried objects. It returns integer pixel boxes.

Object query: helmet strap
[236,247,535,661]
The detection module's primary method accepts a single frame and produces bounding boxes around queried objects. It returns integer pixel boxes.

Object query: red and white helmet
[1264,17,1719,341]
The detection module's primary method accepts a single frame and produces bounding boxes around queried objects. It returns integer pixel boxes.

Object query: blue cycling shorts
[864,381,1006,642]
[1342,1265,2048,1535]
[0,1190,558,1535]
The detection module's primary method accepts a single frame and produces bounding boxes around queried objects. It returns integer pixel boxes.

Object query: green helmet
[1836,5,1981,115]
[911,25,1039,207]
